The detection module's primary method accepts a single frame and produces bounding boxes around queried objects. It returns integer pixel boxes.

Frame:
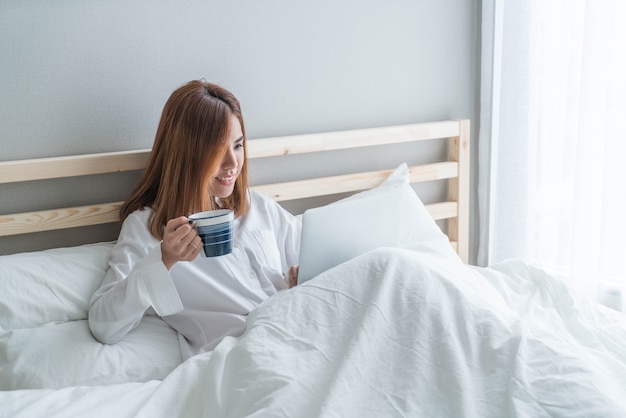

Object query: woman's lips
[215,174,236,185]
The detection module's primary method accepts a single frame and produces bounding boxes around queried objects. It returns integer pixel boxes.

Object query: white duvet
[2,247,626,418]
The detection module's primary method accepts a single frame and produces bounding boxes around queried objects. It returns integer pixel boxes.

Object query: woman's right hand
[161,216,203,270]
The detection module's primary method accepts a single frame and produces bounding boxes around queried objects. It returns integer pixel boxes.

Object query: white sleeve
[88,212,183,344]
[277,204,302,273]
[262,193,301,274]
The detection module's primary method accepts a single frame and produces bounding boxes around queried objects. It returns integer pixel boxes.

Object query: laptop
[297,186,408,283]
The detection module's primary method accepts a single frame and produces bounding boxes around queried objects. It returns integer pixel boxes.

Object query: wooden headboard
[0,119,470,262]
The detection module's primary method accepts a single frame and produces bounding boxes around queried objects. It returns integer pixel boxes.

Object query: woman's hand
[286,265,299,288]
[161,217,203,270]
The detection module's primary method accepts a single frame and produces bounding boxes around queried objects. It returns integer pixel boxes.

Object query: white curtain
[479,0,626,310]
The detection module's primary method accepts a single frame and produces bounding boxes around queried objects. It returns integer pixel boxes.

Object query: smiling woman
[120,81,251,241]
[88,80,302,359]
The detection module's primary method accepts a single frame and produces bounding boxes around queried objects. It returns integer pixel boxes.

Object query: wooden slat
[0,159,461,237]
[0,200,460,238]
[0,150,150,184]
[0,202,123,237]
[425,201,458,220]
[252,162,458,202]
[246,120,461,158]
[0,120,460,184]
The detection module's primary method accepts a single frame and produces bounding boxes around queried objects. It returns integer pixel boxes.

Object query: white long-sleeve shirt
[89,190,301,359]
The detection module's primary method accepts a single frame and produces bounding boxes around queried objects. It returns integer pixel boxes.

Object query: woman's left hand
[286,265,299,288]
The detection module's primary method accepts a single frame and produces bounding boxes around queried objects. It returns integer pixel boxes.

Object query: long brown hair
[121,80,249,239]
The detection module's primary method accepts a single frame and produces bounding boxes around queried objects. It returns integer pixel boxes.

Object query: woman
[89,80,301,359]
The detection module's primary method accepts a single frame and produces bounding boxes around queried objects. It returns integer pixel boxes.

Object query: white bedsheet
[2,247,626,418]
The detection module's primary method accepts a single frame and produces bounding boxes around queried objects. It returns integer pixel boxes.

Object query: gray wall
[0,1,481,261]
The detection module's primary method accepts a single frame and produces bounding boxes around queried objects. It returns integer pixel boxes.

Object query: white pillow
[334,163,461,262]
[0,316,182,390]
[0,242,113,331]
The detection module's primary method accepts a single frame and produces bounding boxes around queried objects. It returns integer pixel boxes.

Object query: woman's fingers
[187,235,203,258]
[162,217,202,266]
[287,265,299,288]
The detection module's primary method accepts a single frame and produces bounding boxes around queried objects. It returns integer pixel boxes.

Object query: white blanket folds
[2,248,626,417]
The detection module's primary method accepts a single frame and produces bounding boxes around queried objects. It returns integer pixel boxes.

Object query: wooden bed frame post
[448,119,470,263]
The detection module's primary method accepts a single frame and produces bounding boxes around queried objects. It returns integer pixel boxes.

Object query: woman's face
[210,115,244,199]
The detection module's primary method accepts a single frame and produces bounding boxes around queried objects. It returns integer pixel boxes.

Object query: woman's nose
[221,149,237,170]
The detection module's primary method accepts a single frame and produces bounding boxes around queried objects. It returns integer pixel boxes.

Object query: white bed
[1,120,626,418]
